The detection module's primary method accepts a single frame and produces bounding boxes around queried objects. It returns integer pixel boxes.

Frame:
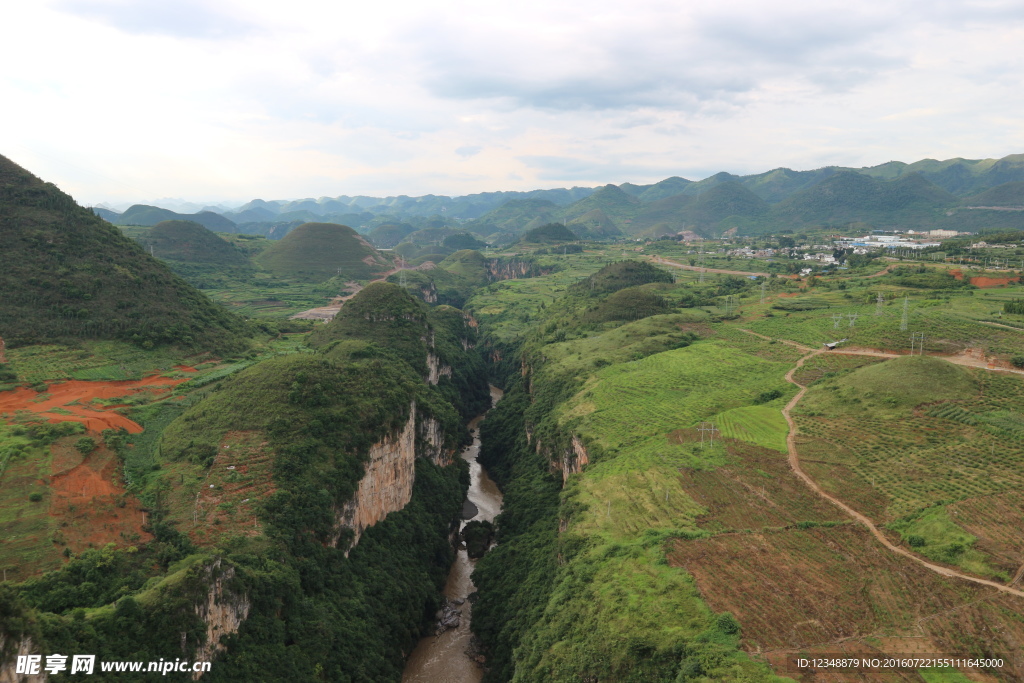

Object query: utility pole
[911,332,925,355]
[697,422,718,448]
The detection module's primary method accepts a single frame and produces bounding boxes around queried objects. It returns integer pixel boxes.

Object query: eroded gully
[402,385,504,682]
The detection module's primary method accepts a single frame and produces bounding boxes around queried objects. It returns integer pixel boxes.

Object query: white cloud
[0,0,1021,204]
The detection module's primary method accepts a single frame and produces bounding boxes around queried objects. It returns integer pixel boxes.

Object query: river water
[402,386,504,682]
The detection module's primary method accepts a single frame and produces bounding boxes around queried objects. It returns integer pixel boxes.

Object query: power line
[696,422,718,448]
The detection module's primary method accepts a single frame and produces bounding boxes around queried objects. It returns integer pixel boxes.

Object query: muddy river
[402,386,503,682]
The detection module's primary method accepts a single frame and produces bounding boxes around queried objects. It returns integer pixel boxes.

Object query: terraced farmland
[560,341,794,472]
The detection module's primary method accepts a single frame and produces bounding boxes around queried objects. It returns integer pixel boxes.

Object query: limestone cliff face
[486,258,554,281]
[191,560,250,680]
[333,403,417,551]
[0,636,46,683]
[330,399,457,551]
[419,415,449,466]
[417,282,438,304]
[426,352,453,385]
[561,435,590,483]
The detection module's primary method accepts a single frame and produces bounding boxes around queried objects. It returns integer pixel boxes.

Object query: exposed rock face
[191,560,250,680]
[426,352,453,385]
[0,636,47,683]
[419,415,450,466]
[561,435,590,482]
[486,258,554,281]
[417,282,438,304]
[433,598,462,635]
[332,402,418,552]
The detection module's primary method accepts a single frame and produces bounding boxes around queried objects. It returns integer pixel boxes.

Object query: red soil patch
[0,374,189,434]
[48,441,152,554]
[173,365,198,372]
[969,275,1020,288]
[951,268,1021,287]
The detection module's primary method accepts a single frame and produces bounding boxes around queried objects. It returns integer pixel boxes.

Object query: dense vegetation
[256,222,389,282]
[0,274,490,681]
[0,155,250,354]
[136,220,250,266]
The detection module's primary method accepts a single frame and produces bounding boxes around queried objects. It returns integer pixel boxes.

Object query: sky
[2,0,1023,208]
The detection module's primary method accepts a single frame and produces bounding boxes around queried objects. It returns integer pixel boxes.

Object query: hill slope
[0,154,249,352]
[137,220,250,265]
[256,222,389,282]
[115,204,237,231]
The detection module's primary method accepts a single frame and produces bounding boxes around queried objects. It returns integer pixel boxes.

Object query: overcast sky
[2,0,1023,207]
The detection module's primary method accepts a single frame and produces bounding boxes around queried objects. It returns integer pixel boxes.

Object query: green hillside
[367,222,416,247]
[631,181,768,235]
[0,154,249,353]
[465,198,559,236]
[636,176,693,202]
[256,222,389,282]
[137,220,249,265]
[961,181,1024,207]
[521,223,579,243]
[769,171,955,229]
[115,204,237,231]
[567,209,622,238]
[560,184,640,228]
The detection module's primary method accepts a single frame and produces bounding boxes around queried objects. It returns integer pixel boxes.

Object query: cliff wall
[332,402,418,551]
[191,560,250,679]
[0,636,46,683]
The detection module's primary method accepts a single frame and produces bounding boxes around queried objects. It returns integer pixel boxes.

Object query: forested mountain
[0,155,249,353]
[107,204,237,231]
[255,222,390,282]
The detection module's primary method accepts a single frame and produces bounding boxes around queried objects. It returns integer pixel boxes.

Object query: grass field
[559,340,795,472]
[712,405,789,452]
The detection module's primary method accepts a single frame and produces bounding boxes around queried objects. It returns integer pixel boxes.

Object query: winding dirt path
[781,348,1024,599]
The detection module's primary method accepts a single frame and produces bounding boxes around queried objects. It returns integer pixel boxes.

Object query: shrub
[1011,356,1024,369]
[716,612,740,634]
[907,535,926,547]
[29,492,43,502]
[75,437,97,455]
[754,388,784,404]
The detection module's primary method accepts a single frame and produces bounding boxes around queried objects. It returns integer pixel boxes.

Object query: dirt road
[649,255,771,278]
[781,347,1024,599]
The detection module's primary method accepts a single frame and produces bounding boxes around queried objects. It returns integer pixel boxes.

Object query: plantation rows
[794,410,1024,520]
[668,525,980,651]
[948,491,1024,575]
[567,342,791,466]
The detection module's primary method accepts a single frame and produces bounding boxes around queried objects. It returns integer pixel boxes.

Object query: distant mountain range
[91,153,1024,240]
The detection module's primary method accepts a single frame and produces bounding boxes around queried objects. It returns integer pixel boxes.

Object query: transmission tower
[875,292,885,316]
[900,296,909,332]
[832,313,844,329]
[848,313,859,328]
